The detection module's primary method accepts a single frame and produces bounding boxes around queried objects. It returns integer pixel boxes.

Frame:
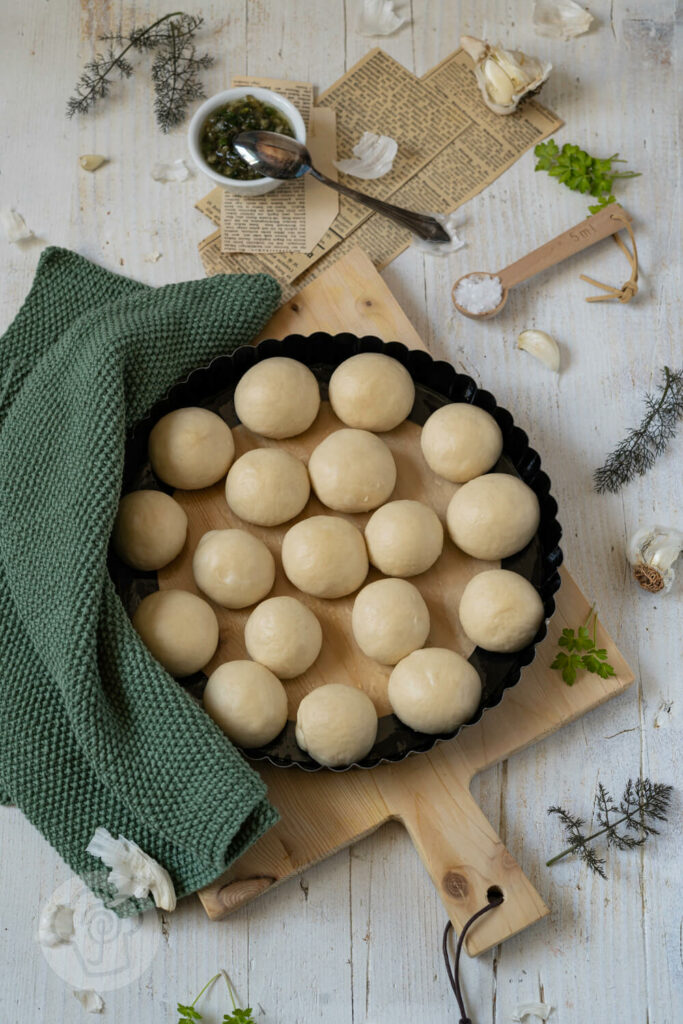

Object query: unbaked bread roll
[234,357,320,439]
[203,660,288,747]
[364,499,443,577]
[295,683,378,767]
[113,490,187,571]
[245,596,323,679]
[225,448,310,526]
[308,428,396,513]
[388,647,481,733]
[421,403,502,483]
[446,473,540,560]
[458,569,544,653]
[352,578,430,665]
[328,352,415,432]
[192,529,275,608]
[148,407,235,489]
[281,515,368,598]
[132,589,219,677]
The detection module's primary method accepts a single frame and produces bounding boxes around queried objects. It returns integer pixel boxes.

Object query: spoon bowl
[451,271,509,320]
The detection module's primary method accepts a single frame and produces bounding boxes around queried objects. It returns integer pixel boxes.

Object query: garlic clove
[460,35,552,115]
[627,525,682,593]
[79,154,108,172]
[517,329,561,372]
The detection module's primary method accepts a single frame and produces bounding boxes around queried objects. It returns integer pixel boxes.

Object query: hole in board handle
[486,885,504,904]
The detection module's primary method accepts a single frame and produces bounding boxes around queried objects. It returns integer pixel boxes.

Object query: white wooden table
[1,2,680,1022]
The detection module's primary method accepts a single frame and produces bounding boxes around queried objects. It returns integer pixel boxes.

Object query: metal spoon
[233,130,450,243]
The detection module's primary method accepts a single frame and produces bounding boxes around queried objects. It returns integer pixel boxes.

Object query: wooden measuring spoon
[452,204,631,320]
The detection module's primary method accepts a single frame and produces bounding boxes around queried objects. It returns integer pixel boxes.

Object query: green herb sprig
[547,777,673,878]
[67,12,213,132]
[551,607,615,686]
[534,140,640,213]
[594,366,683,494]
[177,971,254,1024]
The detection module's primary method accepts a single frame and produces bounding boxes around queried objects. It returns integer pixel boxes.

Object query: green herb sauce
[200,95,295,180]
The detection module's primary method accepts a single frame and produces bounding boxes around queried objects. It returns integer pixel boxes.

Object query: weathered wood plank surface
[0,2,680,1022]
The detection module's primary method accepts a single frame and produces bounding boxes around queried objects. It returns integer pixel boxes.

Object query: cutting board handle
[378,755,548,956]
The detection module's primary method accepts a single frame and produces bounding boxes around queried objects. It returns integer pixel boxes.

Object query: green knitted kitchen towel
[0,247,282,914]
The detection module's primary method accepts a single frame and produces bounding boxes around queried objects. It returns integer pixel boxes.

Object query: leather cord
[580,209,639,303]
[442,892,504,1024]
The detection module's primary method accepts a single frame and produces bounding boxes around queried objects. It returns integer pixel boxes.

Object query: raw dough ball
[234,357,320,439]
[225,448,310,526]
[281,515,368,598]
[245,596,323,679]
[112,490,187,571]
[148,407,235,489]
[132,589,219,677]
[364,499,443,577]
[421,403,503,483]
[352,578,430,665]
[192,529,275,608]
[308,428,397,513]
[203,661,288,747]
[388,648,482,734]
[458,569,544,653]
[295,684,378,767]
[328,352,415,432]
[446,473,540,560]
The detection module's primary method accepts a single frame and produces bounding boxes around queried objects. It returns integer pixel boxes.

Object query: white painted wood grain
[0,1,680,1022]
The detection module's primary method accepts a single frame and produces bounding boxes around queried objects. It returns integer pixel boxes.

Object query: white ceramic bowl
[187,87,306,196]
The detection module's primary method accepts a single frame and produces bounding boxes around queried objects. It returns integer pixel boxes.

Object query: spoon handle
[309,168,450,243]
[497,204,631,291]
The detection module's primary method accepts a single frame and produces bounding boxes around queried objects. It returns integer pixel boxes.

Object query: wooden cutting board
[195,247,634,956]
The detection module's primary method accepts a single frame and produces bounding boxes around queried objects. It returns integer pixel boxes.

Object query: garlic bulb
[86,827,177,910]
[517,329,560,371]
[627,525,682,593]
[460,36,552,115]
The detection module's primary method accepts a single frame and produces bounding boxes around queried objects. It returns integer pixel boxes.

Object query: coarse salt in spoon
[452,204,632,320]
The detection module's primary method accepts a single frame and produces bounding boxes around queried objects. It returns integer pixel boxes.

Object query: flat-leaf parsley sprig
[177,970,255,1024]
[547,777,673,878]
[534,140,640,213]
[67,11,214,132]
[551,606,615,686]
[594,366,683,494]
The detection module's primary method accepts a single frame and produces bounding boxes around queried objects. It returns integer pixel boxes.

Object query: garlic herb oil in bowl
[201,95,295,180]
[188,86,306,195]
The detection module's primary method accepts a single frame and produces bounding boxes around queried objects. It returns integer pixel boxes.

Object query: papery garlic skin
[460,36,552,115]
[627,525,682,593]
[38,901,75,946]
[86,827,177,911]
[411,212,465,255]
[73,989,105,1014]
[517,329,561,371]
[0,208,33,243]
[533,0,593,40]
[357,0,406,37]
[334,132,398,179]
